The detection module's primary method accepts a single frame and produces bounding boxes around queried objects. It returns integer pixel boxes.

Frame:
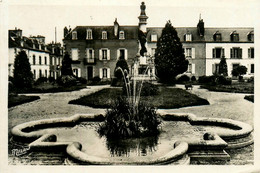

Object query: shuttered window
[230,48,242,59]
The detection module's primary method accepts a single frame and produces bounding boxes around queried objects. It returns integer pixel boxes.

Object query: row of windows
[31,55,61,65]
[212,47,254,59]
[150,31,254,42]
[212,63,254,74]
[33,69,61,79]
[72,30,125,40]
[71,48,128,61]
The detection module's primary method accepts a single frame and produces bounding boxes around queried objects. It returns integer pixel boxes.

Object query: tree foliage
[13,50,33,89]
[114,57,129,79]
[218,56,228,76]
[61,51,73,76]
[154,21,188,83]
[232,65,247,77]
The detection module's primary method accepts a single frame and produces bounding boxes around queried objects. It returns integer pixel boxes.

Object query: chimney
[114,18,119,37]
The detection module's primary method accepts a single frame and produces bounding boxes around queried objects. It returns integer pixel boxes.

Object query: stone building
[63,2,254,80]
[8,29,63,80]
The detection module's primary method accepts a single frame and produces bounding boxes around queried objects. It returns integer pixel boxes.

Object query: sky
[7,0,259,44]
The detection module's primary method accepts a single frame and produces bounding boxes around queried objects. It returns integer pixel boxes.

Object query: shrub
[92,76,101,82]
[48,77,55,83]
[77,77,87,84]
[34,77,48,86]
[198,75,216,84]
[57,75,77,87]
[191,76,196,81]
[247,76,254,83]
[98,97,161,139]
[177,75,190,83]
[111,78,124,87]
[217,76,232,85]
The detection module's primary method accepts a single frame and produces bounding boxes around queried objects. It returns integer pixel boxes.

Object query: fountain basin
[11,113,253,165]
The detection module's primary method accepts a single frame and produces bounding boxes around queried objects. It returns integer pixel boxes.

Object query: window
[33,70,36,79]
[45,70,47,77]
[151,34,157,42]
[102,50,107,60]
[230,47,242,59]
[119,31,125,39]
[248,48,254,58]
[71,48,79,60]
[44,56,47,65]
[213,48,224,58]
[72,31,77,40]
[117,48,127,60]
[251,64,254,73]
[102,31,107,39]
[232,64,240,71]
[185,48,192,58]
[39,70,42,78]
[187,64,192,73]
[39,56,42,65]
[230,31,239,42]
[86,49,94,59]
[73,68,81,77]
[212,64,219,74]
[103,68,107,78]
[213,32,222,41]
[33,55,36,65]
[86,29,93,40]
[185,34,192,41]
[248,31,254,42]
[99,48,110,60]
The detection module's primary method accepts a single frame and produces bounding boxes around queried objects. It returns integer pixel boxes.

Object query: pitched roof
[64,25,139,40]
[147,27,254,42]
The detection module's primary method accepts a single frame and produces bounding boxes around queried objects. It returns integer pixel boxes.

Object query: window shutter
[85,49,88,58]
[117,49,120,60]
[107,68,110,78]
[192,64,195,74]
[212,48,215,58]
[99,49,102,60]
[99,68,102,78]
[239,48,242,59]
[212,64,215,74]
[221,49,225,58]
[248,48,251,58]
[92,49,95,59]
[78,49,80,60]
[78,68,81,78]
[192,48,195,59]
[230,48,233,58]
[107,49,110,60]
[183,48,186,57]
[125,49,128,60]
[184,35,186,41]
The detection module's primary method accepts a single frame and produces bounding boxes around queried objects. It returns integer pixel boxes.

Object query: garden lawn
[8,95,40,108]
[69,87,209,109]
[200,82,253,94]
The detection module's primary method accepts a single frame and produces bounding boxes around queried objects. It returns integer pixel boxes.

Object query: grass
[8,95,40,108]
[200,82,254,94]
[244,95,254,102]
[15,83,87,94]
[69,86,210,109]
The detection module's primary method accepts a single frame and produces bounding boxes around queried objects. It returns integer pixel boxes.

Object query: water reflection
[105,135,159,157]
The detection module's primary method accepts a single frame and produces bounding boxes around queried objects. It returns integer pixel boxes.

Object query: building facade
[63,2,254,80]
[8,29,63,80]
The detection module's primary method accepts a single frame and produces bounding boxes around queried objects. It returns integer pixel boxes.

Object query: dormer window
[102,31,107,40]
[185,33,192,41]
[151,34,157,42]
[230,31,239,42]
[86,29,93,40]
[119,31,125,39]
[247,31,254,42]
[72,31,77,40]
[213,31,222,41]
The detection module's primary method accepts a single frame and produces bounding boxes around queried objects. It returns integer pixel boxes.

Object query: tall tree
[61,51,73,76]
[13,50,33,89]
[219,56,228,76]
[232,65,247,77]
[154,21,188,83]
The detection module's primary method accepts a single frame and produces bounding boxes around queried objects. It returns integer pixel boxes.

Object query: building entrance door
[87,66,93,80]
